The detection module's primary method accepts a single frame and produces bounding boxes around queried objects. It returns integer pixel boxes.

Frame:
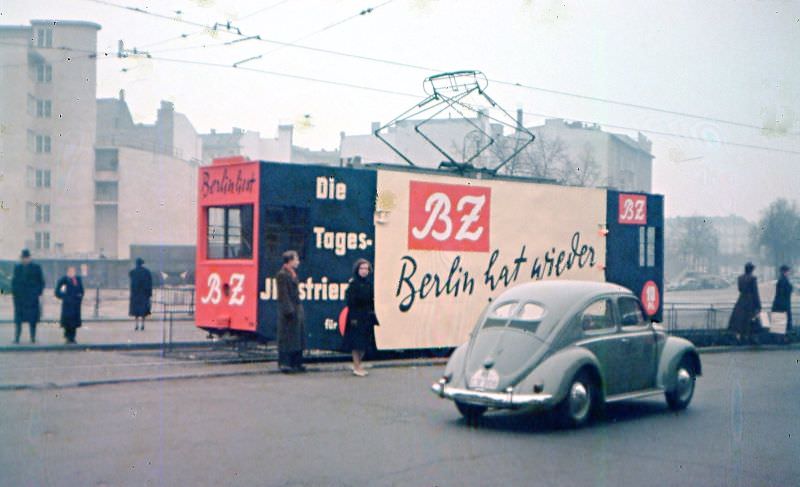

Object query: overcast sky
[3,0,799,221]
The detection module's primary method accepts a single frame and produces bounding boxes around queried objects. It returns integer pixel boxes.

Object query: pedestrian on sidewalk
[129,258,153,331]
[771,265,793,340]
[342,259,379,377]
[728,262,762,344]
[11,249,45,344]
[55,266,84,344]
[276,250,306,373]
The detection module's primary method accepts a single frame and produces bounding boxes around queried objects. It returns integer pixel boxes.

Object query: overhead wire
[80,0,798,136]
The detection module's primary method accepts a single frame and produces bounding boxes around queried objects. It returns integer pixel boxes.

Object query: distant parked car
[667,275,730,291]
[431,281,702,428]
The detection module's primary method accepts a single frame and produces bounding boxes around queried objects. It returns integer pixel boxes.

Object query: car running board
[605,388,664,403]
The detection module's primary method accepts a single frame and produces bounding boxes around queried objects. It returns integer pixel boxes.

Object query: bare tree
[676,217,720,273]
[557,143,600,187]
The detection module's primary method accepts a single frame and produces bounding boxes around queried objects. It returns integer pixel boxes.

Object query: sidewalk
[0,318,209,351]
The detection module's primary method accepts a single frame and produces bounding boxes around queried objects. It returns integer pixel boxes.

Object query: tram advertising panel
[257,163,376,350]
[196,159,260,332]
[372,168,608,350]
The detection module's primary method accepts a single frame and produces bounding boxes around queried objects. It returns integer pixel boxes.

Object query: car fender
[444,343,470,387]
[657,336,702,391]
[516,346,604,404]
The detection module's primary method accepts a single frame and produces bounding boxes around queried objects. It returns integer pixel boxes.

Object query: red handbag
[338,306,349,336]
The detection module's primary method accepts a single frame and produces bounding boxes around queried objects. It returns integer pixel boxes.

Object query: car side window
[580,299,615,333]
[618,297,647,328]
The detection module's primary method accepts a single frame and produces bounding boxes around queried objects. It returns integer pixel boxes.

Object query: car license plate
[469,369,499,390]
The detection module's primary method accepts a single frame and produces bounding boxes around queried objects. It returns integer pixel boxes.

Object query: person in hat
[276,250,306,373]
[11,249,45,344]
[771,265,793,339]
[728,262,762,344]
[129,258,153,331]
[55,265,84,344]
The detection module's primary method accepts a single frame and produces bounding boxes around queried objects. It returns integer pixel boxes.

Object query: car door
[576,297,628,396]
[614,296,658,392]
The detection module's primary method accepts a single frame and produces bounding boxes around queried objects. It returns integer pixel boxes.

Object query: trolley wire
[80,0,799,136]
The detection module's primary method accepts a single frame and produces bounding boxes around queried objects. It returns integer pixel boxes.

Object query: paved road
[1,349,798,486]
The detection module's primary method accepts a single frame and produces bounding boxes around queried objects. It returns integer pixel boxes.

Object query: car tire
[556,371,596,428]
[665,356,696,411]
[455,401,487,423]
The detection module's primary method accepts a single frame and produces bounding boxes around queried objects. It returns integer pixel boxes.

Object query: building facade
[201,125,339,166]
[95,92,200,259]
[0,20,101,260]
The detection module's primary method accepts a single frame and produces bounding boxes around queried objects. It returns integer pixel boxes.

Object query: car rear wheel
[455,401,487,423]
[665,356,696,410]
[556,371,596,428]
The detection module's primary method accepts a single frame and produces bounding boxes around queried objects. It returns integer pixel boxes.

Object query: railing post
[94,287,100,318]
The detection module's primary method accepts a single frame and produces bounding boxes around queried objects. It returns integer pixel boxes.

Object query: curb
[0,357,448,391]
[0,341,212,353]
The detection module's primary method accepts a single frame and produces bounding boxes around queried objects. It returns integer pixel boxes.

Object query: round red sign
[641,280,660,316]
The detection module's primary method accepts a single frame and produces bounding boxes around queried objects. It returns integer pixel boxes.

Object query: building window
[95,181,118,202]
[35,231,50,250]
[36,100,52,118]
[206,205,254,259]
[26,167,35,187]
[27,130,35,151]
[27,94,36,116]
[26,202,36,224]
[36,28,53,48]
[36,64,53,83]
[95,148,119,171]
[35,135,51,153]
[38,169,51,188]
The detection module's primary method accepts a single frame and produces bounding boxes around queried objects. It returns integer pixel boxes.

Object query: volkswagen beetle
[431,280,701,427]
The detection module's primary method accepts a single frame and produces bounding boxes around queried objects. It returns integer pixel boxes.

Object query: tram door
[195,159,261,333]
[605,191,665,322]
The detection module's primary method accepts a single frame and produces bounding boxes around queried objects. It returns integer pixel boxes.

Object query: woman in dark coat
[55,266,84,344]
[728,262,762,344]
[343,259,378,377]
[129,258,153,331]
[276,250,306,373]
[771,265,793,336]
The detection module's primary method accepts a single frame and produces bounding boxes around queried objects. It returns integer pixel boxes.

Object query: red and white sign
[618,194,647,225]
[641,280,660,316]
[408,181,491,252]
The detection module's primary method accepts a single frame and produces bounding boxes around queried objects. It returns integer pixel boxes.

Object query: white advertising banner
[373,169,608,350]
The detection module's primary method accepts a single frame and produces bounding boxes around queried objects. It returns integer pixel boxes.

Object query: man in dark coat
[55,266,84,344]
[729,262,762,344]
[11,249,45,344]
[129,258,153,331]
[771,265,793,336]
[276,250,305,373]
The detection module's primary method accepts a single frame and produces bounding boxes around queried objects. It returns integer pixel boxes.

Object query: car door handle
[621,338,630,344]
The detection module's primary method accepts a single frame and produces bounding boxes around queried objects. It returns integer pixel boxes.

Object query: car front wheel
[665,356,696,410]
[556,371,596,428]
[455,401,487,423]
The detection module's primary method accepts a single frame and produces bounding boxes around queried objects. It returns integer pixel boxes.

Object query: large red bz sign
[408,181,491,252]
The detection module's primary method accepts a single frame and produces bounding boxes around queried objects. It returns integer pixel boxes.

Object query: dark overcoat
[276,268,306,353]
[12,262,45,324]
[771,275,793,312]
[729,273,761,334]
[55,276,84,328]
[342,275,378,352]
[129,266,153,317]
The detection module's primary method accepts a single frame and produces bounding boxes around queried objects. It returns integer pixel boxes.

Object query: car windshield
[482,301,546,333]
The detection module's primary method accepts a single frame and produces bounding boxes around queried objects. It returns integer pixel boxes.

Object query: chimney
[516,108,523,131]
[371,121,380,134]
[119,89,125,102]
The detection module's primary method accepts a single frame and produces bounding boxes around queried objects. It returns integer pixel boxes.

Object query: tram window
[206,205,254,259]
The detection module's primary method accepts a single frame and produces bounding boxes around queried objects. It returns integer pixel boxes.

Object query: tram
[195,156,664,351]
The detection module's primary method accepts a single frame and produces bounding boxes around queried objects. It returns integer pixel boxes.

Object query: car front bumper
[431,380,554,409]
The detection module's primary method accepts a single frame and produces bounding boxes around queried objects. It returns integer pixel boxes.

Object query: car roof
[495,280,633,311]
